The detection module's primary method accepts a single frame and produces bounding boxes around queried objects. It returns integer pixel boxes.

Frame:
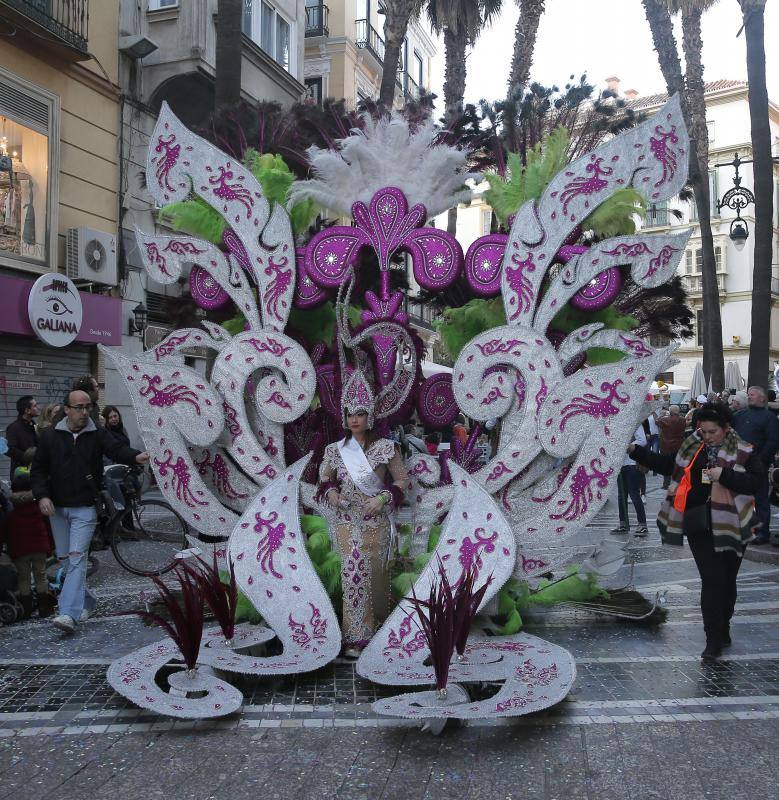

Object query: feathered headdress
[289,114,475,219]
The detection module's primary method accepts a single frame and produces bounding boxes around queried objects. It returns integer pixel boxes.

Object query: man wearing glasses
[31,389,149,633]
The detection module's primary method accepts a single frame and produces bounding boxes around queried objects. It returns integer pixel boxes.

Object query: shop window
[0,70,57,269]
[481,209,491,236]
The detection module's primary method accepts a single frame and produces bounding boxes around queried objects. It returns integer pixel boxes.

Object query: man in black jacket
[31,390,149,633]
[5,395,39,479]
[733,386,779,544]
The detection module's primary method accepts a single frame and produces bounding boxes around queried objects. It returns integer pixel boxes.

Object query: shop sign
[27,274,83,347]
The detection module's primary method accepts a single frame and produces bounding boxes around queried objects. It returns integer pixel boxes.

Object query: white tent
[690,362,707,397]
[724,361,745,391]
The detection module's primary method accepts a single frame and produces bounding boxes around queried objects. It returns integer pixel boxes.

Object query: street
[1,475,778,799]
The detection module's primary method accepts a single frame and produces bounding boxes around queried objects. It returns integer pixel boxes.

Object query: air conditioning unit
[66,227,117,287]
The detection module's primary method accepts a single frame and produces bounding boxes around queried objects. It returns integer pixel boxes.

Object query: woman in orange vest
[628,404,760,660]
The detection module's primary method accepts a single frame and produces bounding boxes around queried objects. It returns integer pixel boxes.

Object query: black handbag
[683,500,711,535]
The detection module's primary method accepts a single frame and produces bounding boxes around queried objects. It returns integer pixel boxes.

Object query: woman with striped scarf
[629,404,760,659]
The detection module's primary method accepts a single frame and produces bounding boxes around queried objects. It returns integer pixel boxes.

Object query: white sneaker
[52,614,76,634]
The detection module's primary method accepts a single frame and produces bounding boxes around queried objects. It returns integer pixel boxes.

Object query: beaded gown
[319,437,408,646]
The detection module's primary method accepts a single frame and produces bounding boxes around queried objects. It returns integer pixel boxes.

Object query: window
[261,3,274,54]
[685,250,694,274]
[690,246,723,275]
[648,202,669,227]
[696,310,704,347]
[305,77,323,105]
[243,1,293,72]
[275,15,290,70]
[413,52,423,87]
[709,169,719,217]
[706,120,715,145]
[0,70,57,268]
[148,0,178,9]
[481,209,492,236]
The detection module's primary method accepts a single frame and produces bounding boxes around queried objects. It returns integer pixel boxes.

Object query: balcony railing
[305,4,328,37]
[2,0,89,53]
[355,18,385,63]
[681,273,726,295]
[405,73,420,99]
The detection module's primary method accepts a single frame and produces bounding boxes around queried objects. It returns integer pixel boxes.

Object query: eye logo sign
[27,273,84,347]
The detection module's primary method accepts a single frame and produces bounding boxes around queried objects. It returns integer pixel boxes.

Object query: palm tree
[428,0,503,232]
[641,0,725,391]
[738,0,773,387]
[379,0,424,107]
[215,0,243,112]
[506,0,546,102]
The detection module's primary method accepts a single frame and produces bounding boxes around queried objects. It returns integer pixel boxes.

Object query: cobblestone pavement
[2,476,779,798]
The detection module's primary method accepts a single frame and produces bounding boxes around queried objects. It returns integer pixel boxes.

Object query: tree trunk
[740,1,773,388]
[215,0,243,112]
[379,2,415,108]
[681,8,724,392]
[506,0,545,101]
[641,0,685,98]
[443,26,468,235]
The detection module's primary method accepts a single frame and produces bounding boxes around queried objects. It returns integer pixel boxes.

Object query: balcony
[0,0,89,56]
[404,72,420,99]
[355,18,385,64]
[305,4,328,38]
[681,273,726,295]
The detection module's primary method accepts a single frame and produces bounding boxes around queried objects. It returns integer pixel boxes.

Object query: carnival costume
[318,358,408,648]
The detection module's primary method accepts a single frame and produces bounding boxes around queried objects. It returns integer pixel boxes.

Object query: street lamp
[716,152,754,251]
[128,302,148,339]
[715,151,779,251]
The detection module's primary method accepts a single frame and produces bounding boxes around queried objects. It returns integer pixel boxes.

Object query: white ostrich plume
[289,114,475,218]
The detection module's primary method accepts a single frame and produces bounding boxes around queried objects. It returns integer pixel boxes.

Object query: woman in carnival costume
[317,366,409,658]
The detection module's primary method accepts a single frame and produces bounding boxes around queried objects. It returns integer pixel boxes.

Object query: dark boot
[36,593,55,618]
[19,594,33,619]
[701,638,723,660]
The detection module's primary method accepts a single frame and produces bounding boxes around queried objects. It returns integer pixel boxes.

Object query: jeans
[617,465,647,526]
[753,471,771,540]
[687,531,744,643]
[50,506,97,621]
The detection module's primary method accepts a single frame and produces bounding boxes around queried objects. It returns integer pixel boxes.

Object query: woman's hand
[706,466,723,482]
[364,496,385,518]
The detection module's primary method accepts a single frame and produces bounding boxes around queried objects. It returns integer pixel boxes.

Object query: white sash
[338,437,384,497]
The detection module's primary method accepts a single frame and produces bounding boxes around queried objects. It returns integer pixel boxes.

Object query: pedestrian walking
[656,405,687,489]
[630,404,759,659]
[30,389,149,634]
[732,386,779,545]
[5,396,39,480]
[0,468,54,619]
[611,426,648,537]
[36,404,60,436]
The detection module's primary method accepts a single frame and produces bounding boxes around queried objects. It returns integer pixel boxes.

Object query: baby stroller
[0,554,24,625]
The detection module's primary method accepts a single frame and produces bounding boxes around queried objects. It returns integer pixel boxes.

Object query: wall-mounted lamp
[128,302,148,338]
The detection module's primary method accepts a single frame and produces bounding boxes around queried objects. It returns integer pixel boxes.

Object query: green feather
[496,608,523,635]
[157,197,227,244]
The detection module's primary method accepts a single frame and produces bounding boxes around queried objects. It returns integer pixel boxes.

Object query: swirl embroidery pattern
[559,380,629,430]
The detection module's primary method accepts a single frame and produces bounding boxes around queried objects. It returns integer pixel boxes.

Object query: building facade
[0,0,124,444]
[631,80,779,389]
[303,1,436,107]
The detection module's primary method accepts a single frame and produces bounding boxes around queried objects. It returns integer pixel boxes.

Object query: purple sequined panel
[464,234,507,297]
[569,267,622,311]
[416,373,459,429]
[189,265,230,310]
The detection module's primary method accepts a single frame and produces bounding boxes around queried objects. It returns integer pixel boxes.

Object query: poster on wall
[27,273,83,347]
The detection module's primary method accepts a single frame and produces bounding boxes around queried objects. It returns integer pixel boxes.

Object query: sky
[428,0,779,112]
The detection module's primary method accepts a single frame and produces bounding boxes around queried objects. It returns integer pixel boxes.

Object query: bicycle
[102,464,190,577]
